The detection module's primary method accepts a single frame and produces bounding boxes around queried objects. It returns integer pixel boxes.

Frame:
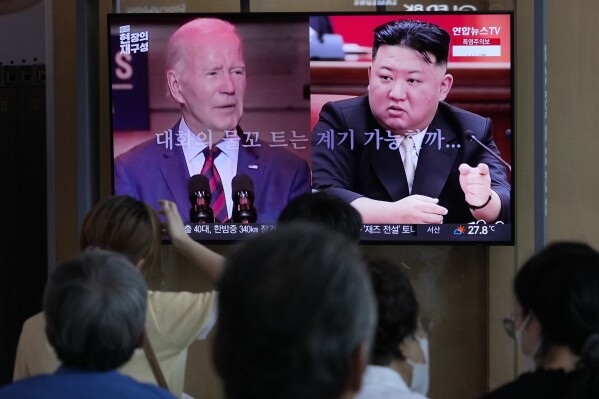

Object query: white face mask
[514,313,542,371]
[406,336,430,395]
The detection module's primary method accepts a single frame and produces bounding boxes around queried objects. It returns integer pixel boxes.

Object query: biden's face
[173,30,246,134]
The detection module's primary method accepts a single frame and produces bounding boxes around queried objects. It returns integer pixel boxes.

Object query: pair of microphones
[188,174,257,224]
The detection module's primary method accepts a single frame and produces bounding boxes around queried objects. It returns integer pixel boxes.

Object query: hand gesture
[459,163,492,208]
[158,199,188,246]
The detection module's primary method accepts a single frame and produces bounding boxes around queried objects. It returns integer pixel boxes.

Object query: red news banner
[330,14,511,64]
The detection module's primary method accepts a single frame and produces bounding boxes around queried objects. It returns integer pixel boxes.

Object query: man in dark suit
[115,18,310,224]
[311,19,510,224]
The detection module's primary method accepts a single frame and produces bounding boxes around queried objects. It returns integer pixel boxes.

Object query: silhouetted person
[481,242,599,399]
[214,222,377,399]
[0,250,175,399]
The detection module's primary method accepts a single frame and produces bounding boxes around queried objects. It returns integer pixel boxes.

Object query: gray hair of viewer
[44,249,148,371]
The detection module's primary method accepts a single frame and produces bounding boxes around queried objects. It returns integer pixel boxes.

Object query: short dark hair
[372,19,451,65]
[44,250,148,371]
[277,191,363,242]
[515,241,599,398]
[216,222,376,399]
[367,256,419,365]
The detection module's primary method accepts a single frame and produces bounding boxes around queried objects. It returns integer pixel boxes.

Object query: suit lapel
[366,132,410,201]
[159,120,190,207]
[412,112,458,198]
[236,127,265,184]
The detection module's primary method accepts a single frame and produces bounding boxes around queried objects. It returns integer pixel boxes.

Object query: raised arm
[158,199,225,281]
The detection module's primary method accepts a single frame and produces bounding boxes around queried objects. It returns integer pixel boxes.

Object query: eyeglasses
[503,312,532,339]
[503,313,517,339]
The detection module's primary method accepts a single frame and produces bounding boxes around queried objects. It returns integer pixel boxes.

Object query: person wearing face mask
[508,310,543,372]
[356,257,430,399]
[397,320,430,396]
[480,241,599,399]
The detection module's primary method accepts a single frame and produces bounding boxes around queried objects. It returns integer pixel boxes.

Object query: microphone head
[188,175,211,203]
[232,174,257,223]
[232,174,255,200]
[189,174,210,193]
[465,130,476,141]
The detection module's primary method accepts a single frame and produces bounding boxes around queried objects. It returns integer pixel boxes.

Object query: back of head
[216,222,376,399]
[44,249,148,371]
[367,257,419,365]
[277,191,363,242]
[79,195,161,275]
[515,241,599,397]
[372,19,450,65]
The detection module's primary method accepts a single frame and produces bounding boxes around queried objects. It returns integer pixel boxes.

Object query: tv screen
[108,11,513,244]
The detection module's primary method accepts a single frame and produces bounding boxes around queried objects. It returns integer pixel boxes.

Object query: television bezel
[107,11,515,246]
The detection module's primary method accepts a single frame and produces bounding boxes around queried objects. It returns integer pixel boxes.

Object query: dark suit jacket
[311,96,511,223]
[114,121,311,224]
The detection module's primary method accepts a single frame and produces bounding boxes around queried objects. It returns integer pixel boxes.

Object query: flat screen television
[108,11,513,244]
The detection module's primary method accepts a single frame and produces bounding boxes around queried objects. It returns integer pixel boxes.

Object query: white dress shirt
[355,365,429,399]
[180,118,240,218]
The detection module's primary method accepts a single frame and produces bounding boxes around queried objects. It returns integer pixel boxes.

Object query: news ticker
[183,222,512,243]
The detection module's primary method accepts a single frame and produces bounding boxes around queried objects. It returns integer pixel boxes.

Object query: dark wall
[0,64,48,385]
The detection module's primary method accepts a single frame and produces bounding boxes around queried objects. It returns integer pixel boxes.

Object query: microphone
[466,130,512,173]
[188,175,214,223]
[232,174,257,224]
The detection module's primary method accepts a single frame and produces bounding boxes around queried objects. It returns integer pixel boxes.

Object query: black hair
[367,256,419,365]
[44,250,147,371]
[372,19,451,65]
[216,222,376,399]
[515,241,599,398]
[277,191,363,242]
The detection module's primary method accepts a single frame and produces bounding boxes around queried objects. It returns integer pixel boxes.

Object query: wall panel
[546,0,599,247]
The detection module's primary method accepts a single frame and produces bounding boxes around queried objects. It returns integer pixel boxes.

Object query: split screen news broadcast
[109,12,514,244]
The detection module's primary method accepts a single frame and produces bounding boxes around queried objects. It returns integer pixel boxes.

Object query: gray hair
[44,249,148,371]
[216,222,377,399]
